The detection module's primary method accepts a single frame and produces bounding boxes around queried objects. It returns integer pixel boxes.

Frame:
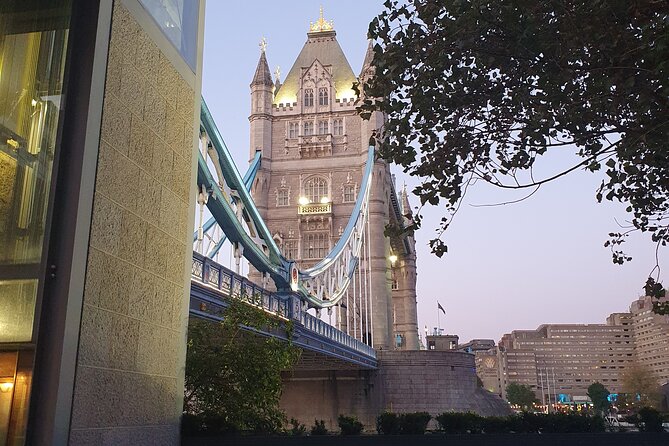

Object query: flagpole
[437,302,441,334]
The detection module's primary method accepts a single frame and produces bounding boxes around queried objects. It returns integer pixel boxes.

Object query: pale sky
[201,1,666,344]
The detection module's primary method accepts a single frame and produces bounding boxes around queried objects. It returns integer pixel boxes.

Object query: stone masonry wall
[280,351,511,432]
[68,2,196,444]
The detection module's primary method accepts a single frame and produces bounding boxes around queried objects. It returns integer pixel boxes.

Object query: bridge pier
[280,350,511,432]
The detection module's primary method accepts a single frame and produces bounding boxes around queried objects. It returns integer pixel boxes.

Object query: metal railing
[191,251,376,359]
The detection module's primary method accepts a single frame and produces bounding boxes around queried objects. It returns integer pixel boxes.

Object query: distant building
[426,334,459,350]
[458,339,496,353]
[498,318,634,402]
[630,296,669,385]
[496,295,669,404]
[474,348,502,395]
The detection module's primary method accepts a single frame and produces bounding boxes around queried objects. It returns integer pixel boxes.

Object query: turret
[249,38,273,161]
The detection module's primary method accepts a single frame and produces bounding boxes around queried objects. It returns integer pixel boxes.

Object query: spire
[401,183,413,218]
[361,39,374,73]
[251,37,273,87]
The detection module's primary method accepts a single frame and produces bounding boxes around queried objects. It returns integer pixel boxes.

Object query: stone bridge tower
[248,11,419,350]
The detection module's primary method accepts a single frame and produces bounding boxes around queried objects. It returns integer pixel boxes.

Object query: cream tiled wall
[69,2,196,444]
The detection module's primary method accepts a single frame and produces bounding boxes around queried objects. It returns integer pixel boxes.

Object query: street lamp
[389,254,398,266]
[298,196,310,206]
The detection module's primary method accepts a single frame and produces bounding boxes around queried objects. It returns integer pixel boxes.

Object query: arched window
[304,88,314,107]
[318,87,329,106]
[303,121,313,136]
[304,176,328,203]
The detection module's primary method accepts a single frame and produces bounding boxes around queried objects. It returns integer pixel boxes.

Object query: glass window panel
[0,1,72,442]
[138,0,200,70]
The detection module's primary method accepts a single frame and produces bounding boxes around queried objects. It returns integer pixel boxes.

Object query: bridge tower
[248,11,419,350]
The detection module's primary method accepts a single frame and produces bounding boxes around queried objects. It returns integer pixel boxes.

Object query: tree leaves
[184,301,301,433]
[360,0,669,307]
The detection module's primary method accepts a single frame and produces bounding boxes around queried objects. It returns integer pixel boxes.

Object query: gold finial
[259,36,267,53]
[309,6,334,32]
[274,66,281,83]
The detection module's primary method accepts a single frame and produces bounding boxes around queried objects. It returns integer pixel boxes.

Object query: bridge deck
[190,253,377,370]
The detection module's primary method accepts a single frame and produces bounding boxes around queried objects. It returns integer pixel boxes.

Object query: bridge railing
[192,252,289,318]
[191,252,376,358]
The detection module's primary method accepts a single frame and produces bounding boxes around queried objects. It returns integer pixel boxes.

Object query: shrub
[436,412,483,434]
[310,419,328,436]
[376,411,400,435]
[338,415,364,435]
[482,416,513,433]
[638,407,664,432]
[289,418,306,436]
[399,412,432,435]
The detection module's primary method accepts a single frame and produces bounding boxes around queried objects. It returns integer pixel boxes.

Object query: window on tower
[304,176,328,203]
[318,87,329,106]
[304,88,314,107]
[318,120,329,135]
[303,232,329,259]
[333,118,344,135]
[277,189,289,206]
[303,121,314,136]
[343,184,355,203]
[288,122,299,139]
[284,239,298,259]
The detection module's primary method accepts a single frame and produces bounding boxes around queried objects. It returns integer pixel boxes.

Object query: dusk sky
[201,1,666,344]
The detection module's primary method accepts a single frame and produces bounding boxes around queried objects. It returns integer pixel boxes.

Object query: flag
[437,302,446,315]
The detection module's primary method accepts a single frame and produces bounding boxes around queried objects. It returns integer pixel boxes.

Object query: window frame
[304,88,314,107]
[318,87,329,106]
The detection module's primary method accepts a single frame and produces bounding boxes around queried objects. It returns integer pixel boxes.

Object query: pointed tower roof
[251,39,273,87]
[401,183,413,218]
[274,9,357,105]
[360,40,374,75]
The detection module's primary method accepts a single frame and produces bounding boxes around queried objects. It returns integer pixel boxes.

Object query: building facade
[630,296,669,385]
[0,1,204,444]
[498,319,635,402]
[247,13,419,350]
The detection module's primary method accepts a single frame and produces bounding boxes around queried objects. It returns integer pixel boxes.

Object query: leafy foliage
[505,382,537,409]
[587,382,611,414]
[289,418,306,436]
[400,412,432,434]
[310,419,328,435]
[360,0,669,305]
[436,411,605,434]
[636,407,665,432]
[621,364,663,409]
[183,301,301,434]
[376,411,400,434]
[338,414,364,435]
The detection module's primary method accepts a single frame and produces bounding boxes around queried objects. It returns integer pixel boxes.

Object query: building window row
[286,118,345,138]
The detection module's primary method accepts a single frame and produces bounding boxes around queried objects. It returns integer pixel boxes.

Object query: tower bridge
[0,3,508,444]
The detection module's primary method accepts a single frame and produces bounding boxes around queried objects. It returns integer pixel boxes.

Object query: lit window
[333,118,344,135]
[318,87,329,106]
[277,189,289,206]
[303,121,313,136]
[284,240,298,259]
[318,120,328,135]
[303,232,329,259]
[304,88,314,107]
[288,122,298,139]
[304,176,328,203]
[343,184,355,203]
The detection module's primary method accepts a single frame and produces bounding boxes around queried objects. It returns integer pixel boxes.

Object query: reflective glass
[138,0,199,70]
[0,1,72,443]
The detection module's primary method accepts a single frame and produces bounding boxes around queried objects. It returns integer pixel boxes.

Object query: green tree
[505,382,537,409]
[359,0,669,307]
[587,382,611,414]
[621,364,663,409]
[183,300,301,433]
